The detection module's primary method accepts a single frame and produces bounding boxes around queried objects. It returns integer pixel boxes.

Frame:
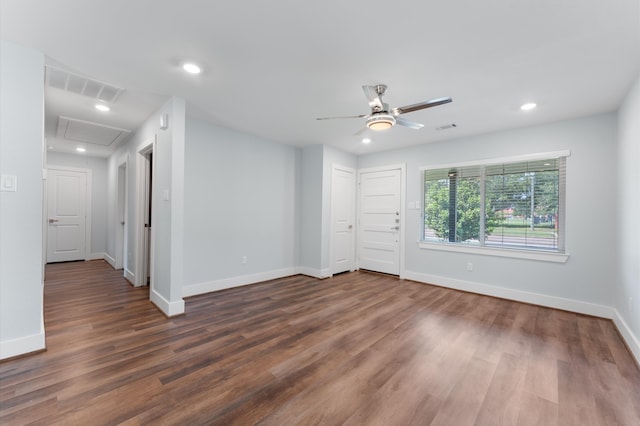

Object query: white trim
[150,289,185,317]
[88,252,105,261]
[135,139,155,288]
[104,252,116,268]
[124,268,135,283]
[330,164,356,276]
[612,309,640,366]
[356,164,406,277]
[183,267,298,297]
[45,165,92,174]
[403,270,613,318]
[399,164,406,278]
[357,163,407,174]
[417,241,569,263]
[0,331,46,360]
[115,155,128,270]
[85,171,92,261]
[296,266,331,279]
[419,149,571,171]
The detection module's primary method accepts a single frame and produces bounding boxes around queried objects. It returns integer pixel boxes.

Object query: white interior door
[357,167,402,275]
[331,165,356,275]
[115,161,127,269]
[47,168,88,263]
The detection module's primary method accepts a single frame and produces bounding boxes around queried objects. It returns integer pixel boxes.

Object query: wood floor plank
[0,260,638,425]
[474,352,528,425]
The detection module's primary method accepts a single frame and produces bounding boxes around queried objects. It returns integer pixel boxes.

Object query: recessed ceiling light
[95,103,110,112]
[182,63,202,74]
[520,102,537,111]
[76,147,86,152]
[362,138,371,144]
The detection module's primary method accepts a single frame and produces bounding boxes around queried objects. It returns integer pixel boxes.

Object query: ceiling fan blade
[353,126,369,136]
[392,96,452,115]
[362,85,383,109]
[395,116,424,130]
[316,114,367,120]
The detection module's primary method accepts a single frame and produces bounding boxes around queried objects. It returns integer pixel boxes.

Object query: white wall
[0,41,45,359]
[182,114,299,296]
[298,145,324,275]
[106,97,185,316]
[358,114,619,316]
[616,73,640,360]
[47,152,108,259]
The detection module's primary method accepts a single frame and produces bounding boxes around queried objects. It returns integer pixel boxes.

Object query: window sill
[417,241,569,263]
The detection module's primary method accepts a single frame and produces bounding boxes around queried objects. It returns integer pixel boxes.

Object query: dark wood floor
[1,261,639,425]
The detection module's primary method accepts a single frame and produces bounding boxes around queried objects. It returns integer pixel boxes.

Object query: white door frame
[135,138,155,288]
[330,164,356,276]
[115,155,128,270]
[356,164,406,278]
[46,165,92,262]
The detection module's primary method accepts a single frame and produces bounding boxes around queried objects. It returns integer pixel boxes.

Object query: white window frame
[418,150,570,263]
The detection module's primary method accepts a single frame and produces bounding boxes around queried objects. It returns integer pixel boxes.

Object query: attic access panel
[56,116,131,146]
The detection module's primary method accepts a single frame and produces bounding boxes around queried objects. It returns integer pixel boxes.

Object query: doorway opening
[135,140,155,288]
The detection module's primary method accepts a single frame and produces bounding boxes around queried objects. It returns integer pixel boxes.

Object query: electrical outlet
[467,262,473,272]
[241,256,248,264]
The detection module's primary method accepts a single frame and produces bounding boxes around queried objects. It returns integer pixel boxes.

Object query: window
[422,154,566,254]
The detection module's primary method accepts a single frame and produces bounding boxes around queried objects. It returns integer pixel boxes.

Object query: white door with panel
[331,165,356,275]
[357,168,402,275]
[47,168,88,263]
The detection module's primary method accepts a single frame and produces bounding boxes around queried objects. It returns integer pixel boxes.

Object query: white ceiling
[1,0,639,157]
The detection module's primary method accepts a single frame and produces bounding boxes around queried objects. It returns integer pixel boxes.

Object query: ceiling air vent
[45,66,124,103]
[435,123,457,131]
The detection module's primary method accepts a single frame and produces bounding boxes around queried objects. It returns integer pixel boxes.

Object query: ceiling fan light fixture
[366,114,395,131]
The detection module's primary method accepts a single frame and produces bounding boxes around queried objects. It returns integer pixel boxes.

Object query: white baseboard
[87,252,105,261]
[150,289,185,317]
[183,267,297,298]
[0,331,46,360]
[124,268,135,284]
[296,267,331,279]
[612,309,640,366]
[403,270,613,319]
[104,253,116,268]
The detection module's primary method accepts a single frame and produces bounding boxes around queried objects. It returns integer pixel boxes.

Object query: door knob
[48,219,59,223]
[390,226,399,230]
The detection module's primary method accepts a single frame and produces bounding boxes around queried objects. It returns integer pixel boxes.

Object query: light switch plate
[1,175,17,192]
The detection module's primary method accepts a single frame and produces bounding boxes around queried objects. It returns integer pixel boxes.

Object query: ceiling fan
[316,84,452,133]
